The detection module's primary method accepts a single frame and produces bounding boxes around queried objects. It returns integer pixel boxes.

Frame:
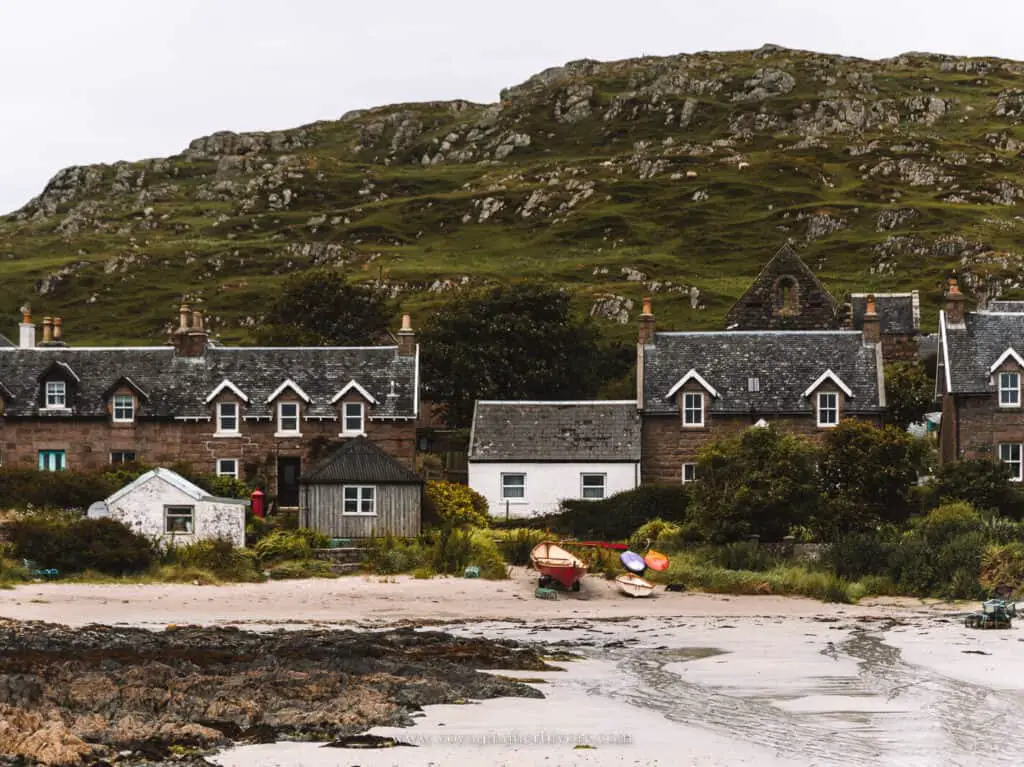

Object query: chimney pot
[397,313,416,357]
[179,304,190,331]
[862,294,880,344]
[41,316,53,344]
[638,297,655,345]
[191,309,204,331]
[53,317,63,341]
[945,275,966,327]
[401,314,412,332]
[641,296,653,316]
[20,304,31,324]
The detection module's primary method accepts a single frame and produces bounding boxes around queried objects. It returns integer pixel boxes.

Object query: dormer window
[683,392,704,427]
[217,402,239,435]
[277,401,301,436]
[343,402,364,435]
[818,392,839,427]
[1000,372,1020,408]
[45,381,66,409]
[112,394,135,422]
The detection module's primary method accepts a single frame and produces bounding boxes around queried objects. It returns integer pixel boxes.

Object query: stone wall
[952,390,1024,463]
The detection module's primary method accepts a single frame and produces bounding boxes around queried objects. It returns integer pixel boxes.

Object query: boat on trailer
[530,541,588,591]
[615,572,655,598]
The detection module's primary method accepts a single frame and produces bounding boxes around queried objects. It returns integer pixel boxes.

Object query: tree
[690,426,820,543]
[420,283,628,427]
[256,268,393,346]
[817,420,928,538]
[927,458,1021,517]
[885,360,934,430]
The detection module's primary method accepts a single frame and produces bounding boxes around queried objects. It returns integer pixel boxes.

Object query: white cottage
[468,401,641,518]
[93,468,248,547]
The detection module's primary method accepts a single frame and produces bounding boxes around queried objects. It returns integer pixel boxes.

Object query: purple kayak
[620,550,647,574]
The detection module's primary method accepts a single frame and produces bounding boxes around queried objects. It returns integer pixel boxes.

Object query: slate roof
[302,437,422,484]
[468,401,642,462]
[0,345,417,419]
[642,331,885,415]
[941,311,1024,393]
[985,301,1024,313]
[850,292,919,335]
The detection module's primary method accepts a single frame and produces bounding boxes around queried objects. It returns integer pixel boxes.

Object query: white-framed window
[112,394,134,422]
[165,505,195,534]
[817,391,839,427]
[683,392,704,427]
[38,449,66,472]
[217,402,239,434]
[581,473,606,499]
[45,380,66,408]
[1000,443,1023,482]
[110,450,137,464]
[342,485,376,515]
[682,463,697,483]
[999,372,1021,407]
[342,402,364,434]
[501,473,526,500]
[216,458,238,479]
[748,377,760,393]
[277,401,301,435]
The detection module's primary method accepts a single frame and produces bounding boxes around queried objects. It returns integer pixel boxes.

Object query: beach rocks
[0,619,548,766]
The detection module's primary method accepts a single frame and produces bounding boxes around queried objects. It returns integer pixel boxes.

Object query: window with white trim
[1000,443,1023,482]
[501,473,526,500]
[165,505,195,534]
[817,391,839,427]
[682,463,697,483]
[277,401,300,435]
[216,458,238,479]
[342,485,376,515]
[110,451,137,464]
[45,381,66,408]
[999,372,1020,407]
[683,392,704,427]
[748,377,760,393]
[112,394,134,422]
[217,402,239,434]
[581,473,606,500]
[343,402,364,434]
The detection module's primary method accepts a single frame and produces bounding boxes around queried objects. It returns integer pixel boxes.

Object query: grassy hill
[4,44,1024,345]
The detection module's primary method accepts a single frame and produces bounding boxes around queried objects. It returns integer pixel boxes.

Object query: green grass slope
[4,45,1024,344]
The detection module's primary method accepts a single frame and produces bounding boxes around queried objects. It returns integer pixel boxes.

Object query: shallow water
[217,616,1024,767]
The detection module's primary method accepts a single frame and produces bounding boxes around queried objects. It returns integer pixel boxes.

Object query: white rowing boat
[614,572,655,598]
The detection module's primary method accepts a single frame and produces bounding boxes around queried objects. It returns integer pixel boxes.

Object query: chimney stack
[397,313,416,357]
[945,276,966,328]
[638,296,655,345]
[171,303,208,357]
[41,316,53,344]
[862,294,881,345]
[18,305,36,349]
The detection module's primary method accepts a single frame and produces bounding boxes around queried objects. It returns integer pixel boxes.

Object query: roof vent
[748,377,761,392]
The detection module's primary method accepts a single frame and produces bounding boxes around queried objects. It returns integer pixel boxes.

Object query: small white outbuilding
[92,467,248,547]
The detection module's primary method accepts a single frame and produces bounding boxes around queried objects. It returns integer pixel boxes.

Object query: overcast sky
[4,0,1024,214]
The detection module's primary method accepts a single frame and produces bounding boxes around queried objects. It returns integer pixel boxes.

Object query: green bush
[365,535,430,574]
[821,532,894,581]
[424,481,490,528]
[925,459,1021,517]
[981,542,1024,595]
[254,529,328,564]
[430,523,475,574]
[628,519,682,551]
[512,485,691,540]
[0,469,118,510]
[708,541,782,572]
[468,530,509,580]
[164,539,263,582]
[3,517,155,575]
[267,559,337,580]
[493,528,548,566]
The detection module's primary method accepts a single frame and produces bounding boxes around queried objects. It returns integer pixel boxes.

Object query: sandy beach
[3,571,1020,766]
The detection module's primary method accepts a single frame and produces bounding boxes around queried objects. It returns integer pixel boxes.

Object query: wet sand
[3,571,1016,766]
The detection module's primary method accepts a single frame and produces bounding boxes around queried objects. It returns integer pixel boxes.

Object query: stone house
[849,291,921,363]
[299,437,422,538]
[935,279,1024,475]
[467,401,641,518]
[637,296,886,484]
[0,306,420,506]
[91,467,248,547]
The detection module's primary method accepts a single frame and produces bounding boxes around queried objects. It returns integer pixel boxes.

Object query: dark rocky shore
[0,619,550,766]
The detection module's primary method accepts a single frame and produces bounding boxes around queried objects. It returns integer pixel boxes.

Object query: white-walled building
[468,401,641,519]
[91,467,248,547]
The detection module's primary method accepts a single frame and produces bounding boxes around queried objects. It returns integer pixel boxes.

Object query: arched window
[775,276,799,315]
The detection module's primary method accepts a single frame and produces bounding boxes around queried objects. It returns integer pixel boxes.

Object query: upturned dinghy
[615,572,655,598]
[620,550,647,574]
[530,541,588,591]
[644,549,670,572]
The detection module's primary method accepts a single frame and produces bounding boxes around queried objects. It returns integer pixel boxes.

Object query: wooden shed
[299,437,422,538]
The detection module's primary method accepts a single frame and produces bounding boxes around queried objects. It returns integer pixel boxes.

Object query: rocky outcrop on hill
[7,45,1024,340]
[0,619,548,766]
